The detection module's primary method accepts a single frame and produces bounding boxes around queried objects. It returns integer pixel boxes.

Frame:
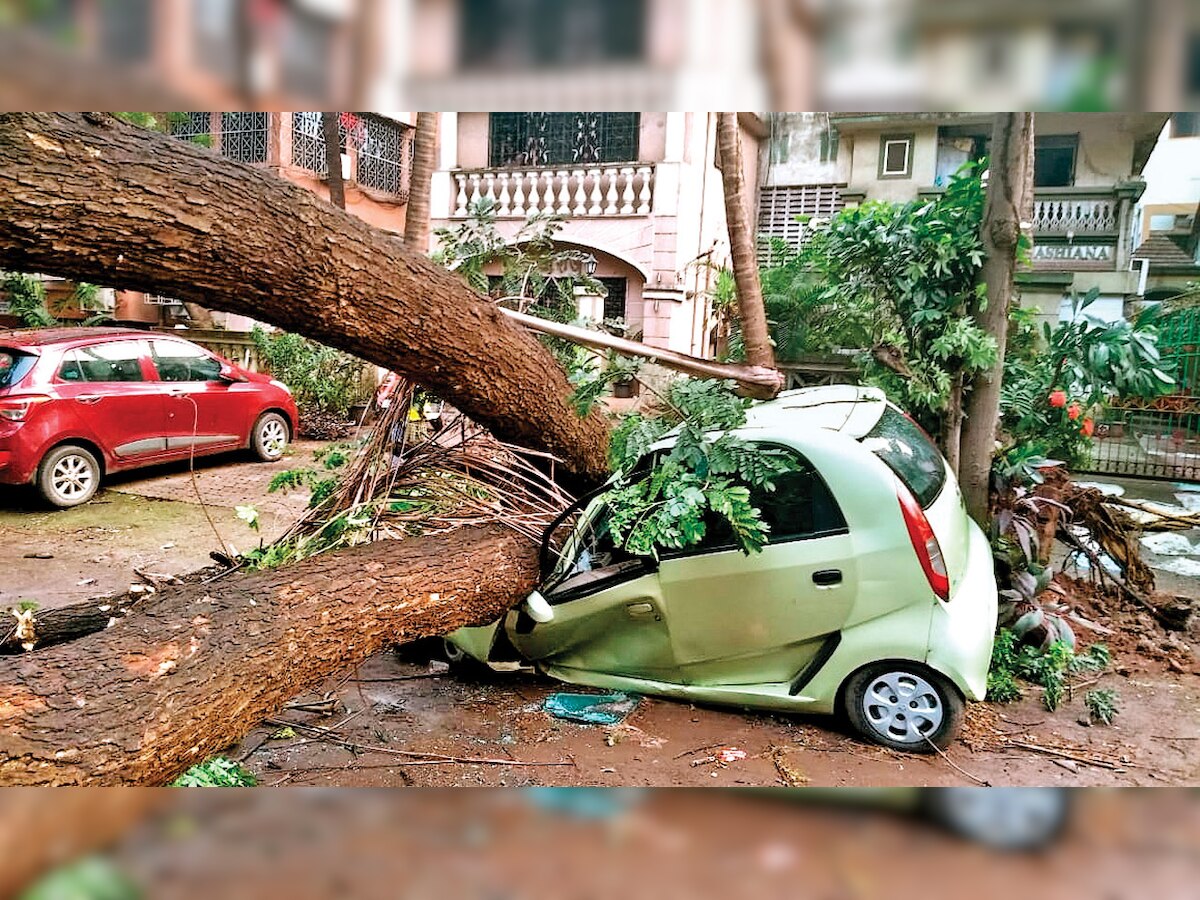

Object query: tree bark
[0,113,611,488]
[942,374,965,475]
[0,526,539,785]
[715,113,780,382]
[321,113,346,210]
[404,112,439,250]
[959,113,1036,524]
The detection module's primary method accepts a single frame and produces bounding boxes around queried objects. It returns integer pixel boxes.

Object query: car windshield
[860,406,946,508]
[544,501,646,600]
[0,349,36,389]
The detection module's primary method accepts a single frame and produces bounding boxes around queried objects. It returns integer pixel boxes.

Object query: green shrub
[251,327,371,425]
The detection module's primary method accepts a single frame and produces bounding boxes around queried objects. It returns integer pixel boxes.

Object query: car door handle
[75,394,102,404]
[626,601,660,620]
[812,569,842,587]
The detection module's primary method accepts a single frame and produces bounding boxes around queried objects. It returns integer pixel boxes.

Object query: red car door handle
[75,394,102,404]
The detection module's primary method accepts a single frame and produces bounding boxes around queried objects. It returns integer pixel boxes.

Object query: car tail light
[896,481,950,601]
[0,395,51,422]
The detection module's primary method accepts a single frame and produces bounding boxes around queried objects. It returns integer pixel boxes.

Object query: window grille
[169,113,212,144]
[291,111,334,174]
[599,277,627,322]
[219,112,269,164]
[488,113,640,168]
[356,115,412,197]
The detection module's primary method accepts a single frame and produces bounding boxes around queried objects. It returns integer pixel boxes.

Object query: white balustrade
[453,164,656,218]
[1032,194,1119,235]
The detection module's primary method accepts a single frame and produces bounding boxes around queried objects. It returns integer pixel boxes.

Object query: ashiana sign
[1031,244,1114,262]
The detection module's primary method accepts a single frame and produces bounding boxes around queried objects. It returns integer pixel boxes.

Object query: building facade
[427,111,764,357]
[759,112,1170,327]
[111,110,415,330]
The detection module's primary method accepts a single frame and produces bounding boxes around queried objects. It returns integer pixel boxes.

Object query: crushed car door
[506,501,675,681]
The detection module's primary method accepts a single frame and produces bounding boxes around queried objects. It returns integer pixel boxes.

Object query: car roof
[742,385,888,439]
[0,326,151,349]
[648,385,889,458]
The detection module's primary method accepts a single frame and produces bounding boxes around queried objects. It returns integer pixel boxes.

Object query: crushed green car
[448,386,998,752]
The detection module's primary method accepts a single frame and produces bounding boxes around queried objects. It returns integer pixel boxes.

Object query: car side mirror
[218,364,247,384]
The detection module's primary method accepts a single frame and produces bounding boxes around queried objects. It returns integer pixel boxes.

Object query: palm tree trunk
[321,113,346,210]
[715,113,779,382]
[404,112,439,250]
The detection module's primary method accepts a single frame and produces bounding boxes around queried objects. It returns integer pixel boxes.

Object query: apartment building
[759,112,1170,326]
[427,112,765,357]
[110,110,414,330]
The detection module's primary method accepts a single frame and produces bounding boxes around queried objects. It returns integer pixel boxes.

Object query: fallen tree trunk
[0,526,538,785]
[0,596,134,654]
[0,112,610,487]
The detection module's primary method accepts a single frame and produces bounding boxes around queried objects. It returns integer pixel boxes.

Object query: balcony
[1032,189,1121,237]
[452,163,656,218]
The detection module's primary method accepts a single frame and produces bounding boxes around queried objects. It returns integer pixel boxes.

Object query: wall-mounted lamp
[584,254,598,277]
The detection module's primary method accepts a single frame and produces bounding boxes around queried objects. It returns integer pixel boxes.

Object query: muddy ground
[1,459,1196,787]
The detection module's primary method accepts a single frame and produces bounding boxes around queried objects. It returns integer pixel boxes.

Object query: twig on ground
[921,737,991,786]
[263,717,572,767]
[1006,740,1124,771]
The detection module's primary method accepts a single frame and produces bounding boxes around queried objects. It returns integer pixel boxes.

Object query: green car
[448,386,998,751]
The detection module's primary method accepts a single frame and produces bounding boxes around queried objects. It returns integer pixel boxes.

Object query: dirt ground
[0,442,325,610]
[1,461,1196,787]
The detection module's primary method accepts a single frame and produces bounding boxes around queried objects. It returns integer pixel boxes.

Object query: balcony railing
[453,164,655,218]
[1031,189,1120,236]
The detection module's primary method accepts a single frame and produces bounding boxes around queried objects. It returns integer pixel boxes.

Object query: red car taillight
[896,482,950,602]
[0,395,51,422]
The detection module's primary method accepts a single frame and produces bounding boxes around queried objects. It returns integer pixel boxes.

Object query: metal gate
[1087,308,1200,482]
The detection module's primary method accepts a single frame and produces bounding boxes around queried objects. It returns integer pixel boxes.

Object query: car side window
[151,340,223,383]
[674,446,847,556]
[59,342,146,382]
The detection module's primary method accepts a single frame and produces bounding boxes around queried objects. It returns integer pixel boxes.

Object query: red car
[0,327,299,507]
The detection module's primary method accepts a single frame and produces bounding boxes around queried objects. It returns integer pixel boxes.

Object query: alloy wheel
[51,453,95,502]
[861,670,944,745]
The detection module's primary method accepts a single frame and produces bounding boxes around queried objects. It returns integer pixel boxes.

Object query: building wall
[430,111,763,358]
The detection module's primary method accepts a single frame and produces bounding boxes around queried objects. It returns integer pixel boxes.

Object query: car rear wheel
[842,663,964,752]
[37,444,101,508]
[251,412,290,462]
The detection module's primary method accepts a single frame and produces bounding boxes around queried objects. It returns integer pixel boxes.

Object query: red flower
[1081,418,1095,437]
[1048,390,1066,408]
[1067,402,1082,421]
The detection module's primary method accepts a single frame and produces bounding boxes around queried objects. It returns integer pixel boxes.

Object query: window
[356,115,412,197]
[1172,112,1200,139]
[461,0,646,71]
[860,407,946,509]
[219,112,269,164]
[819,128,840,163]
[673,447,848,556]
[599,278,627,322]
[58,342,145,383]
[878,134,914,179]
[151,341,223,383]
[488,113,640,168]
[169,113,212,146]
[0,350,36,388]
[1034,135,1078,188]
